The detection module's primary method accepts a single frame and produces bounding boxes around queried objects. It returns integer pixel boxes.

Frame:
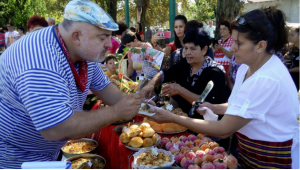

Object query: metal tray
[61,138,98,158]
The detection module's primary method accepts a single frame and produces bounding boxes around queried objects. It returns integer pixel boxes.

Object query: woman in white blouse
[144,6,299,169]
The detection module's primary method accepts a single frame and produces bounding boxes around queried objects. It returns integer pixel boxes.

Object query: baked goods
[135,150,172,168]
[119,132,130,143]
[142,128,155,138]
[129,127,142,137]
[129,137,143,148]
[71,157,105,169]
[140,123,151,131]
[120,124,160,148]
[144,105,188,133]
[63,142,97,154]
[143,138,154,147]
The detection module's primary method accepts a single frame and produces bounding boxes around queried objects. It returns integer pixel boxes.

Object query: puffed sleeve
[225,76,280,124]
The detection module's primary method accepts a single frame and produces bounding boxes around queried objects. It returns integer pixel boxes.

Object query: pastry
[129,137,143,148]
[152,133,158,144]
[143,138,154,147]
[142,128,155,138]
[129,124,139,129]
[119,132,131,143]
[140,123,151,131]
[129,127,142,137]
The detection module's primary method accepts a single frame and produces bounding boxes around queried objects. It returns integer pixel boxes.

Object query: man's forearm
[40,106,119,141]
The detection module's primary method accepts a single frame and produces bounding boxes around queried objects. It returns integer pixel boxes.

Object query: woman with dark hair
[141,29,230,149]
[213,20,233,74]
[142,6,299,169]
[136,22,144,41]
[27,14,48,33]
[151,15,187,56]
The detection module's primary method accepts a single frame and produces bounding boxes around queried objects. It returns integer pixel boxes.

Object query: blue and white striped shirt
[0,26,110,168]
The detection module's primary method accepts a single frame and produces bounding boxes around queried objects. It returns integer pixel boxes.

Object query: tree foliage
[181,0,217,22]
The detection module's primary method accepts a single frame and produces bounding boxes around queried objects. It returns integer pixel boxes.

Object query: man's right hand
[113,93,144,120]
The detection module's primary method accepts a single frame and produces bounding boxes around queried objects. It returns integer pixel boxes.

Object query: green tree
[215,0,245,39]
[182,0,217,22]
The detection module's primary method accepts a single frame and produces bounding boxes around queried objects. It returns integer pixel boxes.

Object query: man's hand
[113,93,144,120]
[140,83,155,99]
[192,101,214,115]
[162,83,182,97]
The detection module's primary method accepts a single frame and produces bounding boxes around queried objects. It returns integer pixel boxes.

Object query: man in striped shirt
[0,0,145,168]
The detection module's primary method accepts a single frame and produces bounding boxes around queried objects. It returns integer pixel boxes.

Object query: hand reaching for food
[113,93,144,121]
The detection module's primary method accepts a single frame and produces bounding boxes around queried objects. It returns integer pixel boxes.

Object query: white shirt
[5,30,19,46]
[225,55,299,168]
[205,25,215,38]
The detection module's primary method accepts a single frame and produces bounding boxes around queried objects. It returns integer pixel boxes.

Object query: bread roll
[143,118,153,126]
[129,127,142,137]
[129,137,143,148]
[152,133,159,144]
[129,124,139,129]
[140,123,151,131]
[151,122,162,132]
[174,124,186,132]
[143,128,155,138]
[138,132,143,137]
[119,132,130,143]
[162,123,176,132]
[143,138,154,147]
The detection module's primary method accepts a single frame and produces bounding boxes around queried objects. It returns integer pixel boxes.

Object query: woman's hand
[214,44,223,50]
[140,83,155,99]
[151,33,165,44]
[162,83,182,97]
[146,107,176,123]
[192,101,215,115]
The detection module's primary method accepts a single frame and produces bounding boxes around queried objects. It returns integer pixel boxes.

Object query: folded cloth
[21,161,72,169]
[197,107,218,121]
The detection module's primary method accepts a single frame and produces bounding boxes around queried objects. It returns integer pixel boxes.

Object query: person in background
[104,54,118,78]
[27,14,48,33]
[284,27,299,90]
[106,35,120,55]
[136,22,144,41]
[115,22,128,45]
[205,20,215,38]
[212,20,233,74]
[130,26,142,41]
[170,20,215,67]
[5,23,20,48]
[121,29,152,79]
[0,29,5,51]
[144,6,299,169]
[17,26,25,38]
[47,17,56,26]
[151,15,187,56]
[145,26,152,44]
[3,27,8,33]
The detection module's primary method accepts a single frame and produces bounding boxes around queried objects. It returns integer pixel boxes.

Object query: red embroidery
[56,27,88,92]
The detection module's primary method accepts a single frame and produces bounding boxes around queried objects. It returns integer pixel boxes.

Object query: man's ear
[256,40,267,53]
[71,30,81,46]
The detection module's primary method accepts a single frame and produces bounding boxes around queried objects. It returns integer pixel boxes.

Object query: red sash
[56,27,88,92]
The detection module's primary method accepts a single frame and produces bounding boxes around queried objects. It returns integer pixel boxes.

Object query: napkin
[21,161,72,169]
[197,107,218,121]
[139,103,161,116]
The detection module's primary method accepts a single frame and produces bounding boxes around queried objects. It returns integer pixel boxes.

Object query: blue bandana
[64,0,118,31]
